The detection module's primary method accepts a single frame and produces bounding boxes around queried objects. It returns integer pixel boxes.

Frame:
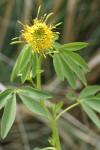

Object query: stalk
[36,54,62,150]
[50,119,61,150]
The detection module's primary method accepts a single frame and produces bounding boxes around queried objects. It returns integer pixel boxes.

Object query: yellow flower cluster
[21,17,56,53]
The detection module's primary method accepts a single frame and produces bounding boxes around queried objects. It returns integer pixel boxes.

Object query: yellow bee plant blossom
[20,10,59,53]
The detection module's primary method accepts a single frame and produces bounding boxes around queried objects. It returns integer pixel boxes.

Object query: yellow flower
[21,13,59,53]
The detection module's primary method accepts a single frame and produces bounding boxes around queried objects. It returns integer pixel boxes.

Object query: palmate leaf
[19,94,48,118]
[79,85,100,98]
[58,42,89,51]
[19,86,52,100]
[61,52,87,86]
[53,53,64,80]
[0,89,13,110]
[11,44,32,81]
[1,94,16,138]
[81,103,100,128]
[79,86,100,128]
[53,48,89,88]
[53,42,89,88]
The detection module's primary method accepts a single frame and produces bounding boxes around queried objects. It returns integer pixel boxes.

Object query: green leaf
[53,42,61,49]
[19,94,48,118]
[79,85,100,98]
[59,54,76,89]
[11,56,21,82]
[19,45,31,71]
[58,42,89,51]
[11,44,31,81]
[81,103,100,128]
[21,55,33,83]
[19,86,52,100]
[53,53,64,80]
[32,53,38,78]
[83,97,100,113]
[61,52,87,86]
[0,89,13,110]
[63,51,90,72]
[1,94,16,138]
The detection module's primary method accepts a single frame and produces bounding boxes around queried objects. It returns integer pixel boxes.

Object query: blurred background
[0,0,100,150]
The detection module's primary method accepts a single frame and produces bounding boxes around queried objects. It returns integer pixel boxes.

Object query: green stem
[36,53,61,150]
[56,101,80,120]
[50,119,61,150]
[36,54,52,120]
